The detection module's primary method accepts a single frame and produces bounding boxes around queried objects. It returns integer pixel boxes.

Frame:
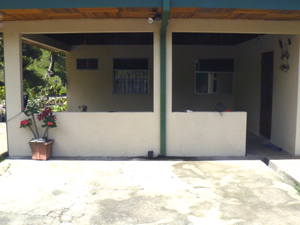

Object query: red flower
[20,120,29,126]
[48,122,53,126]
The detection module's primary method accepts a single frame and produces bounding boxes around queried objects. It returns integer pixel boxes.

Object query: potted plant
[20,103,57,160]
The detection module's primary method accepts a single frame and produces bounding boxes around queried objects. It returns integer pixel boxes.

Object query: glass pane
[215,73,233,94]
[195,73,208,93]
[88,59,98,69]
[195,72,233,94]
[76,59,87,69]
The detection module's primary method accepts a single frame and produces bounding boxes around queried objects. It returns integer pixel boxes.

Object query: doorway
[260,51,274,139]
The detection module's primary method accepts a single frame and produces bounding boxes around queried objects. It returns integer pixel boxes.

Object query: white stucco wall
[167,112,247,156]
[166,19,300,156]
[4,18,300,157]
[235,34,300,155]
[172,45,235,112]
[4,19,161,157]
[9,112,160,157]
[67,45,153,112]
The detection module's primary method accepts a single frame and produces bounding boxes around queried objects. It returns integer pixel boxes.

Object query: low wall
[7,112,160,157]
[8,111,246,157]
[166,112,247,156]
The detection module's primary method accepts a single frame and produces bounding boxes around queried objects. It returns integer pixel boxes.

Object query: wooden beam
[22,34,71,53]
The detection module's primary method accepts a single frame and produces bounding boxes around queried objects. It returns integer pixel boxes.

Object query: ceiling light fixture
[148,13,162,24]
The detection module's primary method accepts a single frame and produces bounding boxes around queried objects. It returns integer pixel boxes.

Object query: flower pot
[28,139,54,160]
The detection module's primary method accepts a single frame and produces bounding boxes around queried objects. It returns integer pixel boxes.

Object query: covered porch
[2,0,300,157]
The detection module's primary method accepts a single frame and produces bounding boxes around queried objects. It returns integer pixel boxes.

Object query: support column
[3,29,23,120]
[160,0,170,156]
[294,35,300,156]
[4,26,23,155]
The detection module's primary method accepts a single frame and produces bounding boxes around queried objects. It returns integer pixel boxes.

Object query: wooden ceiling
[1,7,300,21]
[0,8,162,21]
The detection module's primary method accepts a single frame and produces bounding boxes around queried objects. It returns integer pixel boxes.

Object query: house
[1,0,300,157]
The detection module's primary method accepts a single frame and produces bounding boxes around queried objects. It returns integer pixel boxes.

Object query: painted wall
[4,18,300,157]
[235,34,300,155]
[167,19,300,156]
[167,112,247,156]
[4,19,161,157]
[67,45,154,112]
[8,112,160,157]
[172,45,235,111]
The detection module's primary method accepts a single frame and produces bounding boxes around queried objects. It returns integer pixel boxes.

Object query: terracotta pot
[28,139,54,160]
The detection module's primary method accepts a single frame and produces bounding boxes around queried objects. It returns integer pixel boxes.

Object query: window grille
[113,58,149,94]
[114,70,148,94]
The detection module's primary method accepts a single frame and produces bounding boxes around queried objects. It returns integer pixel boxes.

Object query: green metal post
[160,0,170,156]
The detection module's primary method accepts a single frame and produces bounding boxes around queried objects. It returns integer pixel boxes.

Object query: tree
[0,40,42,71]
[22,43,43,69]
[46,52,57,79]
[0,37,3,71]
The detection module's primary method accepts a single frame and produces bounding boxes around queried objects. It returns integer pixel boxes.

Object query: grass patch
[0,155,4,163]
[0,162,11,177]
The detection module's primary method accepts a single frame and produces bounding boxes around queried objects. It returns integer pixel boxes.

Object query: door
[260,51,274,139]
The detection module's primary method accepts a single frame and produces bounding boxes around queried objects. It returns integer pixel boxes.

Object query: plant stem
[28,125,37,139]
[42,126,49,140]
[32,114,40,138]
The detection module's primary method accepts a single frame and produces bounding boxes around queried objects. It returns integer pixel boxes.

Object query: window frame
[195,58,234,95]
[113,58,150,95]
[76,58,99,70]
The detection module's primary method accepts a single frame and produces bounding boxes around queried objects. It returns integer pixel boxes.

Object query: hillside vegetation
[0,38,66,91]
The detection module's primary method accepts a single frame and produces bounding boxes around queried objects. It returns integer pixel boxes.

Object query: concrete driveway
[0,159,300,225]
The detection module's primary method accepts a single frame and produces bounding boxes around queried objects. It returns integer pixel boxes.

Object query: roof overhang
[1,1,300,25]
[22,34,71,54]
[1,0,300,11]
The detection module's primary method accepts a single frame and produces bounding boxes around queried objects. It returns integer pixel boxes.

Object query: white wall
[4,19,161,157]
[172,45,234,111]
[167,19,300,156]
[8,112,160,157]
[235,34,300,155]
[5,18,300,157]
[167,112,247,156]
[67,45,153,112]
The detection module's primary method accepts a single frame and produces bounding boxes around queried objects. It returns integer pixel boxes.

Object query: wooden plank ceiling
[1,7,300,21]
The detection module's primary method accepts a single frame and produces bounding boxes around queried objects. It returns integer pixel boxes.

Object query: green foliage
[0,40,66,88]
[27,49,66,81]
[0,37,3,71]
[52,103,67,112]
[0,86,5,102]
[21,103,57,140]
[23,70,47,88]
[23,79,41,101]
[22,44,43,70]
[0,40,67,112]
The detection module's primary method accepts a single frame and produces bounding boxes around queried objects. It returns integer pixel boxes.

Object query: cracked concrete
[0,159,300,224]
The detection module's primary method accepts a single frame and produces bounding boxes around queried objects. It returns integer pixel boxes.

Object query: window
[113,59,149,94]
[76,58,98,70]
[195,59,234,94]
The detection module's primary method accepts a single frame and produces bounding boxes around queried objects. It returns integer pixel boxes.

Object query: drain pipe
[160,0,170,156]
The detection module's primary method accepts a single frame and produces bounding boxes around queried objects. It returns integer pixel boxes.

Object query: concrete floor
[245,131,298,160]
[1,159,300,224]
[1,130,300,224]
